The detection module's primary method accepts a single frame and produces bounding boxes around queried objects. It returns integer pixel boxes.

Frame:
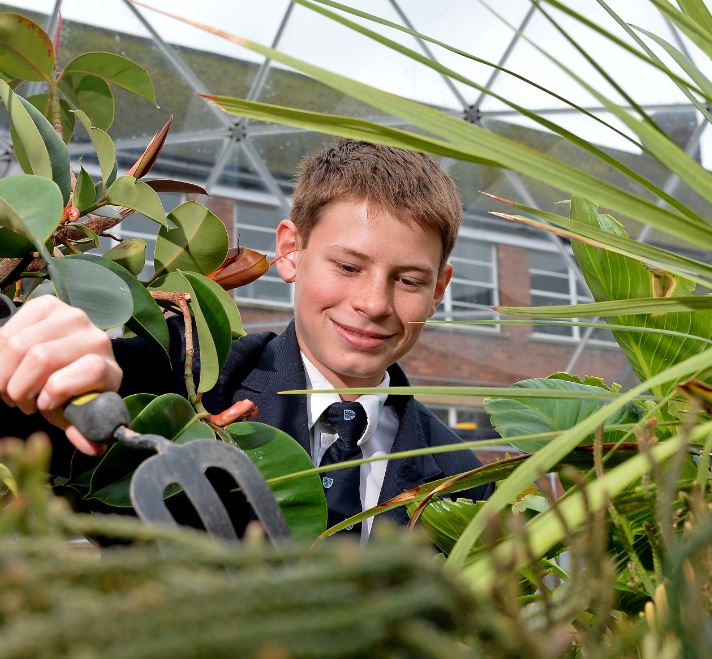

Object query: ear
[274,219,301,284]
[429,263,453,316]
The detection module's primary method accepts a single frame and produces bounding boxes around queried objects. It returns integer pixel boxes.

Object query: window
[438,237,499,328]
[528,249,613,343]
[233,201,292,306]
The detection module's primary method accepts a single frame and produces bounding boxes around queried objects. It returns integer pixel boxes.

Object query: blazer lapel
[238,321,311,454]
[377,364,441,518]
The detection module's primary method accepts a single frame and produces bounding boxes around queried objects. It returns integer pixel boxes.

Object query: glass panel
[481,0,687,112]
[452,239,493,263]
[237,275,291,305]
[528,250,568,274]
[248,132,335,192]
[216,141,268,192]
[530,273,570,295]
[451,282,493,306]
[235,225,276,254]
[236,202,283,234]
[449,258,492,284]
[266,0,464,112]
[58,0,225,141]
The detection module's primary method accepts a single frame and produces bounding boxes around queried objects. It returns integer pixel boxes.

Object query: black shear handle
[0,293,15,327]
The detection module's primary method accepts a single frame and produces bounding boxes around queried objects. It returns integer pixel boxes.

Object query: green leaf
[0,13,53,82]
[569,196,712,397]
[0,79,52,180]
[461,433,687,593]
[0,227,32,257]
[496,296,712,318]
[88,393,214,507]
[107,176,166,226]
[153,201,228,278]
[183,270,244,339]
[15,95,71,204]
[73,109,116,186]
[62,52,156,104]
[103,239,147,276]
[47,256,133,330]
[151,271,231,393]
[412,498,485,556]
[0,174,62,247]
[484,378,644,452]
[68,253,169,359]
[72,225,101,250]
[74,166,96,212]
[445,347,712,570]
[59,73,114,130]
[25,93,76,144]
[226,421,327,540]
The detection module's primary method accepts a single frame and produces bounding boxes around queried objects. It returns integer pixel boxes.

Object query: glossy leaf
[0,79,52,180]
[60,73,114,131]
[0,174,62,247]
[126,116,172,178]
[412,498,485,556]
[73,109,116,186]
[74,166,96,212]
[0,227,32,257]
[47,256,133,330]
[208,246,269,292]
[445,347,712,569]
[462,434,687,593]
[183,270,244,339]
[153,201,228,277]
[25,93,75,144]
[0,13,53,82]
[484,377,644,452]
[15,95,71,204]
[569,196,712,397]
[151,271,231,393]
[68,253,169,359]
[107,176,166,226]
[103,239,147,276]
[62,52,156,103]
[88,393,214,507]
[226,421,327,540]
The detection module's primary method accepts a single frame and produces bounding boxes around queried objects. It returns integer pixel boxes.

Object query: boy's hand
[0,296,123,455]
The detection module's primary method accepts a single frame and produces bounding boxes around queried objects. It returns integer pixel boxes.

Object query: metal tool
[0,293,291,543]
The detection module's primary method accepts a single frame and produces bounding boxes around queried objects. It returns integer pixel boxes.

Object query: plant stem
[149,290,206,415]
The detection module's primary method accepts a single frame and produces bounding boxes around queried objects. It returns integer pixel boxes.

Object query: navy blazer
[115,320,492,526]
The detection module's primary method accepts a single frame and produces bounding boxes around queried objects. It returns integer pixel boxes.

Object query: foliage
[135,0,712,654]
[0,12,326,540]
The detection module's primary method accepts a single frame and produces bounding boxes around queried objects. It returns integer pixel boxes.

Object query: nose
[351,274,394,319]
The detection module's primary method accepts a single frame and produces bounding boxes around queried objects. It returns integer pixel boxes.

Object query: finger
[41,410,108,457]
[36,353,123,412]
[7,336,119,411]
[0,299,98,395]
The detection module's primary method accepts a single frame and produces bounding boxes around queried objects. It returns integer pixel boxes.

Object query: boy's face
[275,198,452,392]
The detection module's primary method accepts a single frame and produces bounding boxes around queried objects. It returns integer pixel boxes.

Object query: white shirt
[301,353,399,542]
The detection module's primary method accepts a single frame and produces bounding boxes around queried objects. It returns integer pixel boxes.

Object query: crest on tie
[322,476,334,489]
[343,409,356,421]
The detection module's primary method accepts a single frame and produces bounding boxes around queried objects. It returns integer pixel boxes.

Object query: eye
[400,276,425,289]
[334,261,359,274]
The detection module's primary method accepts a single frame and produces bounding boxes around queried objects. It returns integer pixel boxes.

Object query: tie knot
[324,401,368,448]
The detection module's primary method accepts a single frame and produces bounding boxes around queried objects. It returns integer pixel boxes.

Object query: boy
[0,139,492,538]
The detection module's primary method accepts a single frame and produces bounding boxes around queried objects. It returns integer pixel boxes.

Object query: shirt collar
[301,353,390,445]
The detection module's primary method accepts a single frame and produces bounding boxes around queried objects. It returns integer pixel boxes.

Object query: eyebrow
[327,245,435,275]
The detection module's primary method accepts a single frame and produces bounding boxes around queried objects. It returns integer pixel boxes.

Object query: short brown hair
[290,139,462,265]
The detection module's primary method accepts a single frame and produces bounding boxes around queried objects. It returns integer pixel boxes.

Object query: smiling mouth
[332,320,395,347]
